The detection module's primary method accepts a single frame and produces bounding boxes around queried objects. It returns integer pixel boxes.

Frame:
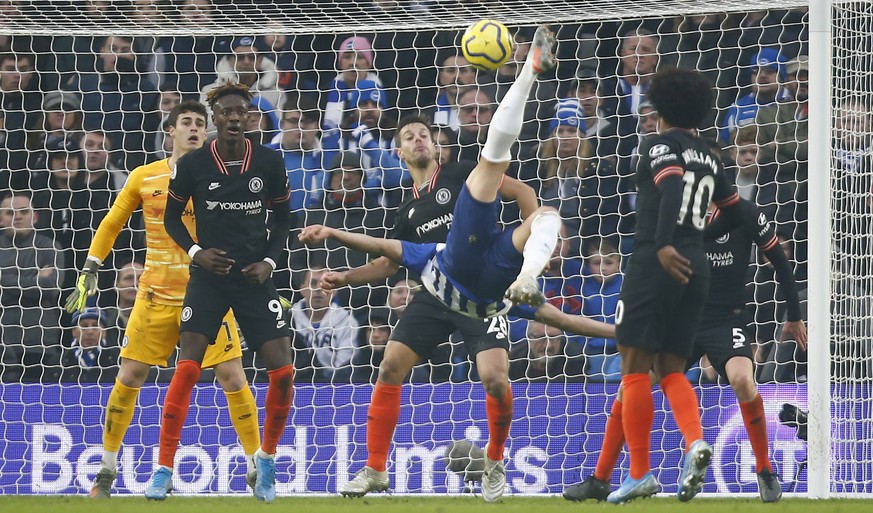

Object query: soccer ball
[461,19,514,72]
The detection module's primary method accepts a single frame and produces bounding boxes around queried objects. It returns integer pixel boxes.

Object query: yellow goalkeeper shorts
[119,300,243,368]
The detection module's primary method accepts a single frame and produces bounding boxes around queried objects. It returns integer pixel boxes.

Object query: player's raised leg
[726,356,782,502]
[342,341,420,497]
[466,25,556,202]
[505,207,561,306]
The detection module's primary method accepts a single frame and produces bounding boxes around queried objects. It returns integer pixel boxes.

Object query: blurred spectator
[0,193,65,382]
[339,80,405,203]
[324,36,382,129]
[570,66,618,160]
[608,28,659,162]
[756,54,809,183]
[301,152,388,310]
[0,52,40,173]
[101,260,143,347]
[432,125,459,165]
[290,267,359,383]
[433,53,476,131]
[153,87,182,157]
[580,239,623,381]
[637,101,658,135]
[509,321,584,382]
[351,315,391,383]
[386,276,420,327]
[60,307,120,383]
[155,0,231,94]
[271,102,332,218]
[80,130,127,192]
[256,34,302,92]
[456,86,494,162]
[246,96,280,146]
[537,100,621,248]
[832,96,872,284]
[720,47,788,144]
[72,35,160,170]
[200,36,283,121]
[26,91,84,172]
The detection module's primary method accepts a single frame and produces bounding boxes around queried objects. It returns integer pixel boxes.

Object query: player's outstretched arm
[323,256,400,290]
[299,225,403,263]
[64,169,143,313]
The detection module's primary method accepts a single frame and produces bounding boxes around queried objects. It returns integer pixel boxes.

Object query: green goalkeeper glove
[64,258,100,314]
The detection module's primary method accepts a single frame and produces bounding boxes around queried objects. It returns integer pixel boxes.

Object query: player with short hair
[64,100,262,499]
[144,83,293,503]
[307,26,559,503]
[562,197,808,503]
[605,67,743,504]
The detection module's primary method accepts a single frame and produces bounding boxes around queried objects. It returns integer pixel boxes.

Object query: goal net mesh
[0,0,859,497]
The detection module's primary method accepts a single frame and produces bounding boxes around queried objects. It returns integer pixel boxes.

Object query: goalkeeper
[65,100,262,499]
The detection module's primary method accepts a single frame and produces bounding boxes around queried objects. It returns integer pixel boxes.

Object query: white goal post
[0,0,869,499]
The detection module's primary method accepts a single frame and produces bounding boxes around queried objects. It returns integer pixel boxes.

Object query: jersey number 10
[677,172,715,230]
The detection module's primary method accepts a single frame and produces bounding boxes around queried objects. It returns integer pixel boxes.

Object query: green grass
[2,496,873,513]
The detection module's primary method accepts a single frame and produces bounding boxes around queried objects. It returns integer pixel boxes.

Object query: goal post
[0,0,869,498]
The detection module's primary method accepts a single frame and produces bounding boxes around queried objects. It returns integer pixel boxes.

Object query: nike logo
[277,320,286,329]
[208,182,221,190]
[152,190,163,196]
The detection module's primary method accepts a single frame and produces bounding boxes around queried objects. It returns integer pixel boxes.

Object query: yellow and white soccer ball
[461,19,514,72]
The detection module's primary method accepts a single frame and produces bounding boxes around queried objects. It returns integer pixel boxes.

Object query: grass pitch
[2,496,872,513]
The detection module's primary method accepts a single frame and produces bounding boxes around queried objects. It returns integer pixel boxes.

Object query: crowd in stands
[0,3,842,385]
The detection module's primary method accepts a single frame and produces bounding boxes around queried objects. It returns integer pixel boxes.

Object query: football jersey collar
[411,163,442,199]
[210,139,253,175]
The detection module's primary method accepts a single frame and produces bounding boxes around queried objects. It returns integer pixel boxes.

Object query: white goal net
[0,0,863,499]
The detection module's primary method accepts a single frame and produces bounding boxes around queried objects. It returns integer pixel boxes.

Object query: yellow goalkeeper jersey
[88,158,196,306]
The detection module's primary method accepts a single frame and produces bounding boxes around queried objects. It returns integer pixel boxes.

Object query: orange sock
[158,359,201,468]
[486,387,513,461]
[740,394,772,473]
[594,398,624,482]
[262,365,294,455]
[621,373,653,480]
[366,381,402,472]
[661,372,703,451]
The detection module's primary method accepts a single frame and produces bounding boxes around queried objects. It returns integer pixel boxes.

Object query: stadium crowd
[0,2,836,385]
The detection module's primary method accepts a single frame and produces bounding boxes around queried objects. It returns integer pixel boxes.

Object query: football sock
[486,387,514,461]
[158,359,201,468]
[740,394,772,473]
[660,372,703,451]
[101,379,140,471]
[518,210,561,278]
[262,365,294,455]
[621,373,654,480]
[366,381,402,472]
[224,386,261,458]
[481,60,536,163]
[594,398,625,482]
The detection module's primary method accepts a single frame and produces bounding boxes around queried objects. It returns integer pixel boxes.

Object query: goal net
[0,0,860,498]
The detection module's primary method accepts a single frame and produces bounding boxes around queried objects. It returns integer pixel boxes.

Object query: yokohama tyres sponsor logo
[415,213,453,237]
[205,199,263,211]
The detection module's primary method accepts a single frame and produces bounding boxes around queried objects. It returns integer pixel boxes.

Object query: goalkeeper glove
[278,295,294,311]
[64,257,100,314]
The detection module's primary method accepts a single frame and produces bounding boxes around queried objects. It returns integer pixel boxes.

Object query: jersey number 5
[677,172,715,230]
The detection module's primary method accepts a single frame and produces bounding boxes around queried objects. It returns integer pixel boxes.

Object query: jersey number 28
[677,172,715,230]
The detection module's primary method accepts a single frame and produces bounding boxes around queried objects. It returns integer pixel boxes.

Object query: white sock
[518,211,561,278]
[246,453,256,474]
[101,451,118,472]
[481,59,537,163]
[255,447,275,460]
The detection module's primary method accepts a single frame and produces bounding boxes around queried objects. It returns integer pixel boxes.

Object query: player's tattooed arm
[299,225,403,263]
